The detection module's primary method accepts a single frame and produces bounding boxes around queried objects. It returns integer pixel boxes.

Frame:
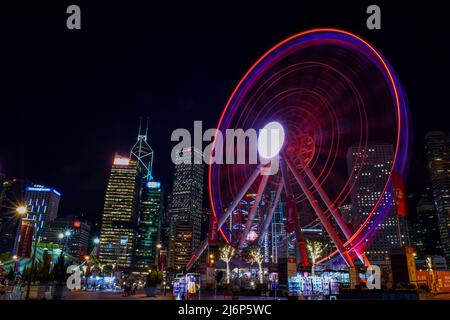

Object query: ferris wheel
[187,28,410,270]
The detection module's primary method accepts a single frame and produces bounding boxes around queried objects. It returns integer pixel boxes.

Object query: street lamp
[93,238,100,245]
[57,233,65,256]
[16,205,27,215]
[62,230,72,254]
[155,243,163,268]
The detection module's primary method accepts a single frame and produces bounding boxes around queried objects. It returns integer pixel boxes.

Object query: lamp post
[156,243,162,268]
[63,230,71,254]
[57,232,64,256]
[155,244,168,296]
[16,205,40,300]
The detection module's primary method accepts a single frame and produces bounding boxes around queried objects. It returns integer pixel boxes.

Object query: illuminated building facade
[346,143,407,259]
[99,155,141,268]
[0,178,27,255]
[169,223,194,270]
[134,180,163,268]
[160,194,172,249]
[130,118,164,269]
[22,184,61,241]
[100,119,162,269]
[339,204,353,229]
[425,131,450,266]
[168,147,204,270]
[42,218,91,258]
[412,192,443,257]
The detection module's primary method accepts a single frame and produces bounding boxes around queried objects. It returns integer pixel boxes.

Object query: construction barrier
[416,270,450,293]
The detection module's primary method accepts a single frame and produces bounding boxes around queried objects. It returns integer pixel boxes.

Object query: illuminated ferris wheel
[187,29,410,270]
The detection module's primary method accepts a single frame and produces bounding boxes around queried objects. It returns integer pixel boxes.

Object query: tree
[245,246,264,284]
[219,244,235,284]
[0,252,10,263]
[145,267,163,287]
[54,253,68,284]
[426,256,437,293]
[22,266,31,282]
[35,250,53,282]
[306,239,328,277]
[6,268,15,282]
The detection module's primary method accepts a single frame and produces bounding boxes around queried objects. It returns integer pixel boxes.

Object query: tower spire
[145,116,149,137]
[130,116,154,181]
[138,117,143,138]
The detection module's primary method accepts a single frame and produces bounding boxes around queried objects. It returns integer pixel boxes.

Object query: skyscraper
[346,143,407,259]
[129,118,163,269]
[160,194,172,249]
[134,180,163,268]
[42,218,91,258]
[23,184,61,240]
[99,155,141,268]
[339,203,353,229]
[168,147,204,270]
[425,131,450,265]
[412,192,442,257]
[170,223,194,270]
[0,178,27,255]
[100,119,162,269]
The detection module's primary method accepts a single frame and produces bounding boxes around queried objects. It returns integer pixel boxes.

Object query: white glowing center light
[257,121,285,159]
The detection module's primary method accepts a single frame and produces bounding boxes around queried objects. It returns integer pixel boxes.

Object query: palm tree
[306,240,328,277]
[219,244,235,284]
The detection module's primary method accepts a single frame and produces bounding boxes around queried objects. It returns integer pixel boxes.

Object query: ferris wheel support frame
[258,181,283,246]
[187,150,366,270]
[217,164,264,228]
[296,158,370,267]
[237,174,270,251]
[279,157,309,266]
[187,153,358,270]
[186,164,263,270]
[283,152,355,267]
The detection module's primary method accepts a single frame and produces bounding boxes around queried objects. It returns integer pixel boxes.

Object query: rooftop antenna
[138,117,143,136]
[145,116,149,137]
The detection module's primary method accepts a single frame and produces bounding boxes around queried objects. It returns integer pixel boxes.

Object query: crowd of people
[0,278,7,296]
[122,282,138,296]
[0,275,27,299]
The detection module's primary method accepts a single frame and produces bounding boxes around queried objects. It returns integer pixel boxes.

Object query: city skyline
[1,3,450,225]
[1,1,450,304]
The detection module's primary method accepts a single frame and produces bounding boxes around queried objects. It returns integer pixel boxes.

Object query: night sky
[0,1,448,224]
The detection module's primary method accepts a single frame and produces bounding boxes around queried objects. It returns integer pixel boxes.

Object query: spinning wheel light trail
[186,28,410,271]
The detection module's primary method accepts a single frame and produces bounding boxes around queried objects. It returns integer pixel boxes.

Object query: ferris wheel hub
[257,121,285,160]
